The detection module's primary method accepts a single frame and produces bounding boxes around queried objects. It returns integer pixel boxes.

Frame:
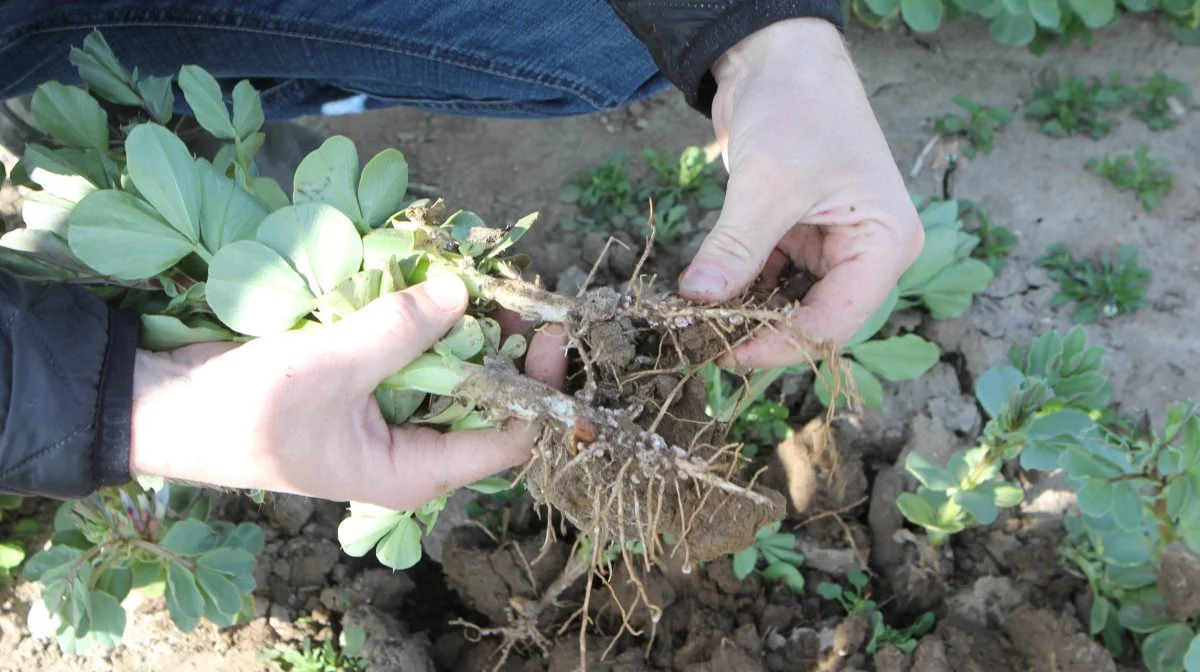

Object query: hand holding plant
[681,18,924,366]
[131,277,568,510]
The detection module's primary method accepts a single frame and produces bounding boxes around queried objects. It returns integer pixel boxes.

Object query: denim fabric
[0,0,670,120]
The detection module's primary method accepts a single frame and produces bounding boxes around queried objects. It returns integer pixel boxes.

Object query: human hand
[679,18,924,369]
[129,275,568,510]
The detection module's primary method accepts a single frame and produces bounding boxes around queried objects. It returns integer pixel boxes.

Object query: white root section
[478,277,575,323]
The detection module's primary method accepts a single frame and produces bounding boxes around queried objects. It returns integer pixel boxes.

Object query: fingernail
[681,266,727,296]
[423,274,468,312]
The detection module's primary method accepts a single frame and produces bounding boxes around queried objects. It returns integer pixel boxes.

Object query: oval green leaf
[178,65,235,139]
[1029,0,1064,26]
[231,80,264,140]
[849,334,940,382]
[358,149,409,229]
[375,517,423,570]
[256,202,363,297]
[1068,0,1116,26]
[207,240,317,337]
[197,160,268,255]
[989,9,1038,45]
[31,82,109,151]
[125,123,202,241]
[901,0,946,32]
[67,190,194,280]
[293,135,363,226]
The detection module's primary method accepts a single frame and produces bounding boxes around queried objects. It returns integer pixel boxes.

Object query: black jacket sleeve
[0,270,137,499]
[606,0,845,117]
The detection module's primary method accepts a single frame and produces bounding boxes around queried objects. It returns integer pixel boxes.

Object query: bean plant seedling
[1037,242,1152,323]
[960,199,1017,274]
[730,400,794,460]
[933,96,1014,158]
[1024,72,1133,139]
[731,521,807,594]
[817,571,936,656]
[1085,144,1175,212]
[260,626,367,672]
[4,31,797,659]
[1131,72,1192,131]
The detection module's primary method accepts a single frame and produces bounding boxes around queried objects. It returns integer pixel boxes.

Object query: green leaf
[195,548,256,579]
[166,562,205,621]
[125,123,203,241]
[293,135,363,225]
[252,177,291,212]
[465,477,511,495]
[953,489,998,524]
[338,506,406,557]
[1110,483,1144,531]
[375,517,423,570]
[1090,595,1112,634]
[990,8,1038,44]
[817,581,844,600]
[920,260,995,319]
[197,161,268,255]
[31,82,109,151]
[486,212,537,259]
[901,0,946,31]
[848,289,899,347]
[760,562,805,593]
[899,227,957,292]
[1120,598,1175,632]
[897,492,937,527]
[850,334,940,382]
[0,541,25,569]
[315,270,383,322]
[1028,0,1064,25]
[1029,409,1094,439]
[1077,480,1113,517]
[95,566,132,602]
[195,568,242,616]
[1143,624,1194,672]
[136,75,175,122]
[906,453,954,490]
[1183,635,1200,672]
[990,482,1025,507]
[161,519,216,557]
[225,523,265,556]
[69,31,140,106]
[139,315,235,351]
[231,80,264,140]
[207,240,317,337]
[21,190,77,237]
[256,203,363,297]
[67,190,194,280]
[1099,530,1151,565]
[357,149,409,230]
[22,145,106,201]
[178,65,236,139]
[438,316,485,360]
[85,589,126,650]
[1069,0,1116,26]
[975,366,1025,418]
[732,547,758,579]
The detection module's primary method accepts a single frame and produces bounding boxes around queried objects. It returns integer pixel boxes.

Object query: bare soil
[1,14,1198,672]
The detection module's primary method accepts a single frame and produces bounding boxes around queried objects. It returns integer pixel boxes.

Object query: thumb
[313,274,469,389]
[678,166,801,302]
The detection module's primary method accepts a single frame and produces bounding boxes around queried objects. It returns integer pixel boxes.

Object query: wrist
[129,350,185,479]
[713,18,849,85]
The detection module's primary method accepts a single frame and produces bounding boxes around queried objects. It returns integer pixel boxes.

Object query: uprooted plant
[3,29,818,662]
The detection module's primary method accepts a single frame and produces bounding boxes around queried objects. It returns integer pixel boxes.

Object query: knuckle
[704,228,761,266]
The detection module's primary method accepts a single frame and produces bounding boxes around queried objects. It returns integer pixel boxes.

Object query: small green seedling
[961,201,1017,274]
[261,626,367,672]
[1085,145,1174,212]
[1131,72,1192,131]
[560,151,639,228]
[0,495,38,585]
[933,96,1013,158]
[641,146,725,214]
[817,570,936,655]
[1037,243,1151,324]
[730,400,793,460]
[1024,72,1133,139]
[731,522,805,594]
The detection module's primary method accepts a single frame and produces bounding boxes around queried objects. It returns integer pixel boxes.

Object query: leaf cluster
[960,199,1017,273]
[23,483,263,654]
[1024,71,1134,139]
[560,146,724,243]
[1085,145,1175,212]
[261,627,367,672]
[466,481,528,536]
[730,400,793,460]
[731,522,806,594]
[933,96,1014,158]
[847,0,1200,48]
[817,571,936,655]
[1037,242,1152,323]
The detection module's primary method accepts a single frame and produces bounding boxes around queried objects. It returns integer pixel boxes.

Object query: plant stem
[130,539,194,570]
[192,245,214,265]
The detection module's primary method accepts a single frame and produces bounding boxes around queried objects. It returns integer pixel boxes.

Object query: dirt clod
[1003,604,1116,672]
[1157,541,1200,618]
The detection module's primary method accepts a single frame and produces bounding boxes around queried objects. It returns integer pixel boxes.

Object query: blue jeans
[0,0,670,120]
